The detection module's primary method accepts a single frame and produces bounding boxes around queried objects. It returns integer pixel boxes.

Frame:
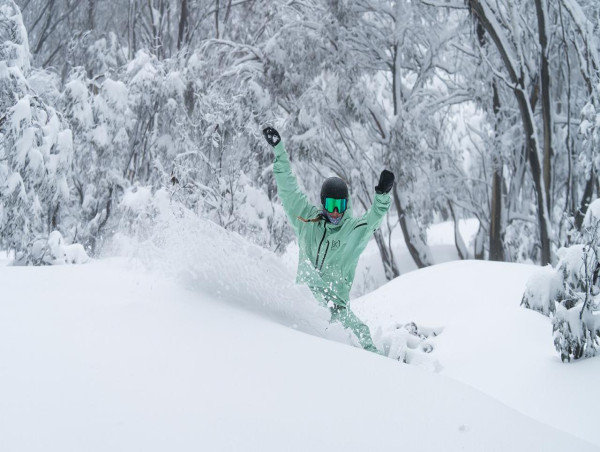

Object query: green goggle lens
[324,197,347,213]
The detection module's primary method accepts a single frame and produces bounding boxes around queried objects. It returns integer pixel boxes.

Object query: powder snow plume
[107,187,351,343]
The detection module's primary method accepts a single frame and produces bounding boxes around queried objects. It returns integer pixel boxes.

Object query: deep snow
[355,260,600,447]
[1,259,598,452]
[1,216,598,451]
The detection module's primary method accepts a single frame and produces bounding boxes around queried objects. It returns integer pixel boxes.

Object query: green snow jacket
[273,141,392,307]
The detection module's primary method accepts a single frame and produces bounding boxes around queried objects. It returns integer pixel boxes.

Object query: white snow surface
[1,218,599,451]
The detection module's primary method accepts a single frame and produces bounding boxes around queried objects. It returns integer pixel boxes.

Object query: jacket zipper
[315,225,327,269]
[319,240,330,271]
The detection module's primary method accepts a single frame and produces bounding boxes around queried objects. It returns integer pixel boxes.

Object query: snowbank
[354,260,600,447]
[0,259,597,452]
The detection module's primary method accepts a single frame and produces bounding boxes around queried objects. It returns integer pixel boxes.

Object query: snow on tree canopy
[101,79,129,113]
[127,50,160,96]
[0,0,30,73]
[64,78,92,119]
[582,199,600,229]
[0,0,75,265]
[164,71,185,101]
[9,96,31,133]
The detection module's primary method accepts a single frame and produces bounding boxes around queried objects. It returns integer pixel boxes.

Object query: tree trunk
[215,0,220,39]
[128,0,137,60]
[448,201,468,260]
[535,0,553,216]
[523,105,552,265]
[489,164,504,261]
[389,29,431,269]
[474,224,485,260]
[575,168,595,230]
[474,16,504,261]
[392,183,433,268]
[468,0,552,265]
[373,229,400,280]
[87,0,95,30]
[489,82,504,261]
[177,0,188,50]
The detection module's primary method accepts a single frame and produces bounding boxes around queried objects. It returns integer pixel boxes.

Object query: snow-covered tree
[463,0,600,264]
[60,67,129,253]
[8,0,600,281]
[0,0,73,264]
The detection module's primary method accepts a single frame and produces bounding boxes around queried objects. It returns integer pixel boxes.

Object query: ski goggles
[324,197,347,213]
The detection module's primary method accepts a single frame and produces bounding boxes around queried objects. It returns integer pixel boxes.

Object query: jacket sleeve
[272,141,318,232]
[359,192,392,233]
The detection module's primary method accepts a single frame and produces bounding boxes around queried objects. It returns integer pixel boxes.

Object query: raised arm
[263,127,318,232]
[361,192,392,231]
[359,170,395,232]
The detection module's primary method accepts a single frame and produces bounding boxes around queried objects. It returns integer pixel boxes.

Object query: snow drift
[1,203,599,450]
[1,259,598,452]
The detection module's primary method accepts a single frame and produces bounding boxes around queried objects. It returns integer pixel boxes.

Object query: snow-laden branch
[559,0,600,75]
[467,0,520,83]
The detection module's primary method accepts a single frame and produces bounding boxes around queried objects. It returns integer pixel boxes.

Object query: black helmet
[320,177,348,205]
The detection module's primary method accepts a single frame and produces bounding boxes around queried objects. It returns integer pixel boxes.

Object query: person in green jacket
[263,127,395,354]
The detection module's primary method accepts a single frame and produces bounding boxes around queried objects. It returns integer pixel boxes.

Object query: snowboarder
[263,127,395,353]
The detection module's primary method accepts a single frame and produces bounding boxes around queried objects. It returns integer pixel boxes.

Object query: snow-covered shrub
[12,230,89,265]
[199,171,290,251]
[522,201,600,361]
[553,296,600,363]
[551,204,600,361]
[0,0,73,264]
[555,245,594,304]
[521,264,562,316]
[551,242,600,361]
[115,176,291,257]
[44,231,89,265]
[60,61,132,253]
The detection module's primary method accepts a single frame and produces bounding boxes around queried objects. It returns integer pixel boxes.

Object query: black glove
[262,127,281,147]
[375,169,395,194]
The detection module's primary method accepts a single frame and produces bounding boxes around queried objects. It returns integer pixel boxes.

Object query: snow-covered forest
[2,1,600,449]
[1,0,599,269]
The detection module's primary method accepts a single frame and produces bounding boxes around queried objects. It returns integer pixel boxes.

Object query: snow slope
[0,259,598,452]
[1,212,598,450]
[355,260,600,447]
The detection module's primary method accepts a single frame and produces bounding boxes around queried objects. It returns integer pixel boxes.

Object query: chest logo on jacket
[331,240,341,249]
